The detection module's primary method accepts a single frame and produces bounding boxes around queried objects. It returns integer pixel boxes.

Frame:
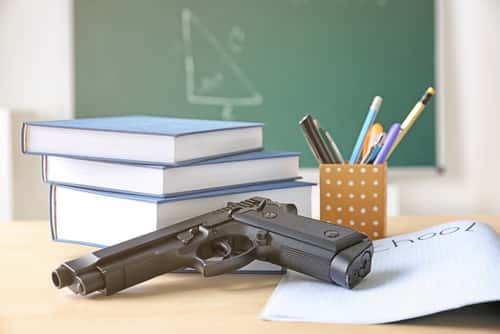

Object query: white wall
[0,0,73,117]
[0,0,73,220]
[388,0,500,215]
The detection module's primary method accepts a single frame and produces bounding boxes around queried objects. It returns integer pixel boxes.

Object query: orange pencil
[362,123,384,157]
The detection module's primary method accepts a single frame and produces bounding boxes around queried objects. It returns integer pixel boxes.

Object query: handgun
[52,197,373,296]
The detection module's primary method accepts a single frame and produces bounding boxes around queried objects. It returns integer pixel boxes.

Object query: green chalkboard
[75,0,435,167]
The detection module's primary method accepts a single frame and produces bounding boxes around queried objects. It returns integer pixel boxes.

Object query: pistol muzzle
[52,265,105,295]
[52,265,73,289]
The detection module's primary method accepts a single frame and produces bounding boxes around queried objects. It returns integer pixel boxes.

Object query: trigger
[213,240,232,259]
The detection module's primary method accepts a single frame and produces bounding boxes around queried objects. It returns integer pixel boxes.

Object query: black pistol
[52,197,373,295]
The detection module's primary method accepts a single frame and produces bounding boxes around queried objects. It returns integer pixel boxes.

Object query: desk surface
[1,216,499,334]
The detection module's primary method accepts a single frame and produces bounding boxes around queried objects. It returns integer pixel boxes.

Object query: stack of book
[22,115,313,272]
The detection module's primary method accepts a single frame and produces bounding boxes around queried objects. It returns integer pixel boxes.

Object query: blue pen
[349,96,383,164]
[368,145,382,163]
[361,133,385,164]
[374,123,401,164]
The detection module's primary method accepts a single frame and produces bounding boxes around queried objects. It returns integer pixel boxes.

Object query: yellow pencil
[387,87,435,158]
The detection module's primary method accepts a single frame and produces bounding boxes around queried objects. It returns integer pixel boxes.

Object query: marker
[361,133,385,164]
[387,87,435,158]
[349,96,383,164]
[362,123,384,157]
[373,123,401,164]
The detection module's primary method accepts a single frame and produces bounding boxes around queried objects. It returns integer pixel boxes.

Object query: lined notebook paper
[261,221,500,324]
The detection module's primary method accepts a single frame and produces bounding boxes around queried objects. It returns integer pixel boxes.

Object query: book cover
[24,115,263,137]
[50,180,315,205]
[22,116,264,164]
[44,150,300,169]
[43,151,301,197]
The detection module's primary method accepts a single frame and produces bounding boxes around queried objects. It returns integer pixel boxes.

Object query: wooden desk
[1,216,499,334]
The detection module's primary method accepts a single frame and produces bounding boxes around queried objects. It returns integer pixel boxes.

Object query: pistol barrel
[52,265,105,295]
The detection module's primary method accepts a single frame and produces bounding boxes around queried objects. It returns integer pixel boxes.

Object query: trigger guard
[193,241,257,277]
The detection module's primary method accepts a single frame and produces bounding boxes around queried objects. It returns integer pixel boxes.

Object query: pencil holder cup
[320,164,387,239]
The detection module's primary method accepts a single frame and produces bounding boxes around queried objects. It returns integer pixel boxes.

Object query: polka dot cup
[320,163,386,239]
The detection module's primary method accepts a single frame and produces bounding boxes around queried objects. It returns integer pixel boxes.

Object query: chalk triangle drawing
[181,8,263,119]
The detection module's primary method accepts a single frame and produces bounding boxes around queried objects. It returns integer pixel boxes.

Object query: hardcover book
[42,151,300,197]
[22,116,263,164]
[49,181,314,272]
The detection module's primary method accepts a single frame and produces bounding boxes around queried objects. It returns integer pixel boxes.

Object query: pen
[361,133,385,164]
[313,118,338,163]
[373,123,401,164]
[387,87,435,159]
[313,119,337,163]
[324,130,345,164]
[299,115,324,164]
[316,121,344,163]
[299,115,334,164]
[362,123,384,157]
[349,96,383,164]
